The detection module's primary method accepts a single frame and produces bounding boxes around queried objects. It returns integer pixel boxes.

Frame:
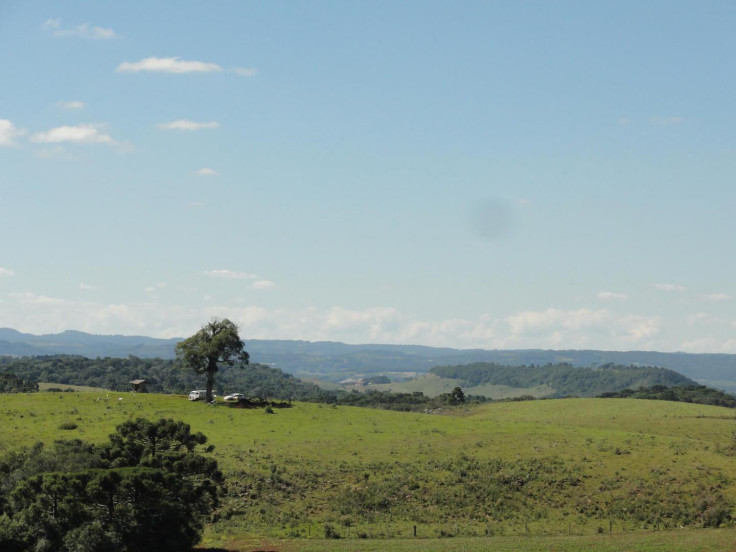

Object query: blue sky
[1,1,735,352]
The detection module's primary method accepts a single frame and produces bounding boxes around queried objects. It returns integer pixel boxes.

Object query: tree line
[597,384,736,408]
[430,362,697,397]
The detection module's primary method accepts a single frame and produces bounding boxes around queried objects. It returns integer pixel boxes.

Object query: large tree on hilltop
[176,318,249,403]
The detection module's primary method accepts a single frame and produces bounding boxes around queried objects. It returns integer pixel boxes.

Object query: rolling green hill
[0,392,734,551]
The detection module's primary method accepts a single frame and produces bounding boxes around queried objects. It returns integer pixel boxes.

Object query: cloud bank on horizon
[1,2,734,353]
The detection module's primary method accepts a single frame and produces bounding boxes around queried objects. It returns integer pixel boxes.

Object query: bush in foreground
[0,418,220,552]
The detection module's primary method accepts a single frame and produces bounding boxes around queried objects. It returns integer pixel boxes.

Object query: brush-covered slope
[1,393,734,540]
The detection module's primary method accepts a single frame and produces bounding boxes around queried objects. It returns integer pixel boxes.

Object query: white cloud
[0,119,25,146]
[231,67,258,77]
[79,283,100,291]
[0,268,15,277]
[649,116,685,126]
[506,308,612,335]
[157,120,219,131]
[618,117,632,126]
[30,123,116,145]
[43,19,119,39]
[195,168,219,176]
[251,280,276,290]
[58,101,85,110]
[0,293,723,352]
[597,291,628,301]
[117,57,222,74]
[204,270,257,280]
[701,293,731,302]
[144,282,167,294]
[505,308,661,348]
[189,201,205,208]
[654,283,687,292]
[688,312,710,325]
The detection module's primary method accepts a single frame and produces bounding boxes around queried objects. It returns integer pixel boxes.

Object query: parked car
[223,393,245,402]
[189,390,207,401]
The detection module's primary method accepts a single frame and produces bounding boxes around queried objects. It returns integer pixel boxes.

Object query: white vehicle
[188,390,207,401]
[223,393,245,402]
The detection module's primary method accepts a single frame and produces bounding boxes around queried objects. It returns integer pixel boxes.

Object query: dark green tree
[450,386,465,404]
[0,419,220,552]
[175,318,249,402]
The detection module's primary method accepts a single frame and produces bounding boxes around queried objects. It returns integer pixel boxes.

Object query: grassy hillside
[1,393,734,550]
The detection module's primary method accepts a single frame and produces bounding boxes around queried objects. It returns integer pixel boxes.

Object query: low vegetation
[0,373,37,394]
[0,392,733,551]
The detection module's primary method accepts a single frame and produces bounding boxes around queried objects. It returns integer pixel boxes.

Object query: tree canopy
[175,318,249,402]
[0,418,220,552]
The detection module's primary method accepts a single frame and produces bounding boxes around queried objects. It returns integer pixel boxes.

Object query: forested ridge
[0,355,469,410]
[598,385,736,408]
[0,355,320,399]
[4,329,736,390]
[3,355,733,411]
[430,362,697,397]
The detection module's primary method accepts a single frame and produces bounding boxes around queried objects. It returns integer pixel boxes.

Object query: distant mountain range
[1,328,735,392]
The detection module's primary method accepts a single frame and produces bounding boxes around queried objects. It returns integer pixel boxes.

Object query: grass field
[37,382,107,392]
[198,529,736,552]
[368,373,555,399]
[1,392,734,550]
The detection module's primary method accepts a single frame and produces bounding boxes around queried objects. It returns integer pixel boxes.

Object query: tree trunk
[206,359,217,402]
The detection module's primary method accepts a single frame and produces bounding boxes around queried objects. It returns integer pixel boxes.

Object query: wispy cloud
[0,119,25,146]
[157,120,219,131]
[117,57,222,74]
[231,67,258,77]
[79,283,100,291]
[617,117,632,126]
[701,293,731,302]
[144,282,167,293]
[194,168,219,176]
[654,283,687,292]
[30,123,116,145]
[43,19,119,39]
[57,101,85,110]
[0,267,15,277]
[203,270,257,280]
[251,280,276,291]
[597,291,628,301]
[649,116,685,126]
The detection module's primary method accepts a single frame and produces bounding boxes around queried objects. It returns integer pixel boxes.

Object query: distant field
[1,392,734,550]
[37,382,107,392]
[369,372,555,398]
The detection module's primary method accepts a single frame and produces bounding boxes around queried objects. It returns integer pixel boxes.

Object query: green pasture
[201,529,736,552]
[369,373,555,399]
[1,392,735,550]
[37,382,106,392]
